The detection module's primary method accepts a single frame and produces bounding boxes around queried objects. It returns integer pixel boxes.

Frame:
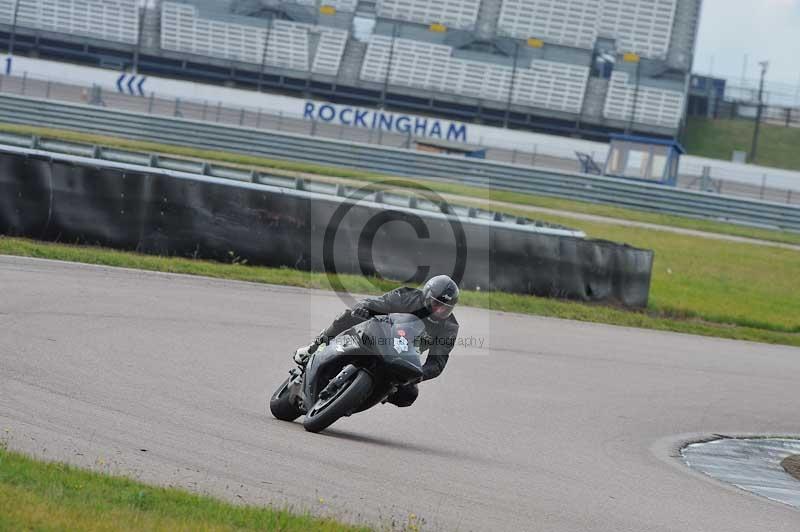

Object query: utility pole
[381,23,398,110]
[749,60,768,164]
[504,40,520,128]
[257,17,273,91]
[740,54,747,87]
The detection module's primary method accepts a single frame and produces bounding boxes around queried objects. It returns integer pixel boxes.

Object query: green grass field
[684,117,800,171]
[2,122,799,247]
[456,202,800,334]
[0,447,370,531]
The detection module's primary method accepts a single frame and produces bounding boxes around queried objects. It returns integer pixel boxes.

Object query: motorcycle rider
[293,275,460,407]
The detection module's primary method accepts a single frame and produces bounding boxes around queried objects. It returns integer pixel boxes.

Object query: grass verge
[0,446,367,532]
[452,201,800,334]
[2,236,798,347]
[2,122,799,247]
[684,117,800,172]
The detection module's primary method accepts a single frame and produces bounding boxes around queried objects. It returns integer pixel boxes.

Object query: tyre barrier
[0,145,654,307]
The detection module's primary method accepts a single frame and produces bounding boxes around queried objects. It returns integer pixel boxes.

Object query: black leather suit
[318,287,459,407]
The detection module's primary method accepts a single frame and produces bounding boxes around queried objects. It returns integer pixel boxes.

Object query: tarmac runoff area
[1,255,799,531]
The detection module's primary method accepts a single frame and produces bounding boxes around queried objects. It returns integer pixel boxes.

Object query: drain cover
[783,455,800,482]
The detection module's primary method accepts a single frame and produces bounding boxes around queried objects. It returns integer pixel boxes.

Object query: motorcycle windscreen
[369,313,425,382]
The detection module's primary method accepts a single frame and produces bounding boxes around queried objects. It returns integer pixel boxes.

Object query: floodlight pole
[505,40,520,128]
[258,17,273,91]
[132,3,147,74]
[8,0,21,56]
[626,59,641,135]
[381,23,398,110]
[749,61,768,164]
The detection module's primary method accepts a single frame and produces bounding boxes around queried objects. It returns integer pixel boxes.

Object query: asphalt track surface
[1,255,799,531]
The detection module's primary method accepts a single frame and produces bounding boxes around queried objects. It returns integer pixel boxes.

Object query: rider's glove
[294,334,326,366]
[351,305,372,320]
[294,343,316,365]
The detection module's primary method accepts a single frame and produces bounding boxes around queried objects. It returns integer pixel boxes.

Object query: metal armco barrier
[0,144,654,307]
[0,130,586,239]
[0,93,797,232]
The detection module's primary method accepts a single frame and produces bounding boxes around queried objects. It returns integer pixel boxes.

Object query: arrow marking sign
[117,73,147,96]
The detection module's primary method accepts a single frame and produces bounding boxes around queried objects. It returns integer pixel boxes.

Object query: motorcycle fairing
[303,331,366,407]
[300,313,425,413]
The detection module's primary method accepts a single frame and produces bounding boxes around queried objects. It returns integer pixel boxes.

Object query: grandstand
[160,1,351,75]
[0,0,139,44]
[0,0,702,139]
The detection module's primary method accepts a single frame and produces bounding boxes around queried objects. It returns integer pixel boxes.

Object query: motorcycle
[269,313,425,433]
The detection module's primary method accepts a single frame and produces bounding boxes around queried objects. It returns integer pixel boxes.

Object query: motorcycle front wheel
[269,374,303,422]
[303,370,373,433]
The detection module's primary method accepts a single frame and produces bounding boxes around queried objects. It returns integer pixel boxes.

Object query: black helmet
[422,275,459,321]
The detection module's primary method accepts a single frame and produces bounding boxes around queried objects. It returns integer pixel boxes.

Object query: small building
[603,134,685,186]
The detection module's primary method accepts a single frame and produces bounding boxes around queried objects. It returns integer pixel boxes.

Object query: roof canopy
[608,133,686,154]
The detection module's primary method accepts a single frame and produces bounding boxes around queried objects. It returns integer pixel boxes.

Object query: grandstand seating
[603,71,685,128]
[312,26,350,75]
[0,0,697,133]
[360,35,590,114]
[514,60,591,113]
[375,0,482,31]
[498,0,600,50]
[498,0,677,59]
[160,1,349,75]
[294,0,358,11]
[597,0,677,59]
[0,0,139,44]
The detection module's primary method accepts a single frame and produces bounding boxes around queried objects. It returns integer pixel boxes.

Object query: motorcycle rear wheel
[303,370,373,433]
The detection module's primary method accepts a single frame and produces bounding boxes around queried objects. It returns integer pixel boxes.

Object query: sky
[693,0,800,89]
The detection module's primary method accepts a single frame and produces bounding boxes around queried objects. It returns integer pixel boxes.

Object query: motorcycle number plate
[393,336,409,353]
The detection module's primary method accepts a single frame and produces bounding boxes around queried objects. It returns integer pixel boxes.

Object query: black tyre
[269,375,303,422]
[303,370,373,433]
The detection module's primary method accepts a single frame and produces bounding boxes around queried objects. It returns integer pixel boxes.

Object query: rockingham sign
[302,101,469,142]
[4,55,472,144]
